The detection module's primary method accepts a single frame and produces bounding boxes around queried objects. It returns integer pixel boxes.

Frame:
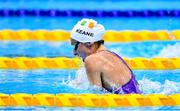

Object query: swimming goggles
[74,41,80,50]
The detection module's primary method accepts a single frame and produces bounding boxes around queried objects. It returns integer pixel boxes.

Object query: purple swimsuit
[103,51,141,94]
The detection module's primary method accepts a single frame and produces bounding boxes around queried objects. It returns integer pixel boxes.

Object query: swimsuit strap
[96,50,134,75]
[97,50,140,94]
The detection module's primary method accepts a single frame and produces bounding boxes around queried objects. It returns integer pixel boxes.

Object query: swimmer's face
[70,39,90,60]
[70,39,80,53]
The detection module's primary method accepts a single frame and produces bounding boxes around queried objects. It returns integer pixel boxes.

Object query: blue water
[0,0,179,110]
[0,41,179,58]
[0,69,179,94]
[0,17,180,30]
[0,0,180,10]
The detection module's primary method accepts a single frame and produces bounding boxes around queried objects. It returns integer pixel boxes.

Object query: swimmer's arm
[84,58,102,88]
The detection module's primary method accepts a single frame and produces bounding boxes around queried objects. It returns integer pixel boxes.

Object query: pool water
[0,17,180,30]
[0,106,180,111]
[0,40,179,95]
[0,41,179,58]
[0,0,180,110]
[0,69,179,95]
[0,25,179,111]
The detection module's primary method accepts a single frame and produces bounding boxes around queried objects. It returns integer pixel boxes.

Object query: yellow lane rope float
[0,57,179,70]
[0,93,179,107]
[0,30,179,42]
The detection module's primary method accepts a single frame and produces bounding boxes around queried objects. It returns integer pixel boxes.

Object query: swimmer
[70,18,141,94]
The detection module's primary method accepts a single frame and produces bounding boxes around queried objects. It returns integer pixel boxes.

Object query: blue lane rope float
[0,9,179,17]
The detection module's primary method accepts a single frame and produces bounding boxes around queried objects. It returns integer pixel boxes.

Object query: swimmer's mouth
[73,50,82,58]
[73,50,79,56]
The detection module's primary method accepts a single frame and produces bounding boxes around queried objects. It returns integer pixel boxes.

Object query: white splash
[65,65,180,94]
[155,43,180,58]
[161,80,180,95]
[139,78,180,95]
[68,67,90,90]
[138,78,162,94]
[67,68,180,94]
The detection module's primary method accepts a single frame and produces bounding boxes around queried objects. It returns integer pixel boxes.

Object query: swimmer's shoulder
[85,51,103,63]
[84,53,102,69]
[85,53,98,65]
[84,55,100,75]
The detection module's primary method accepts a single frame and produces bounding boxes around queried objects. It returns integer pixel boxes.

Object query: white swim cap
[71,18,105,43]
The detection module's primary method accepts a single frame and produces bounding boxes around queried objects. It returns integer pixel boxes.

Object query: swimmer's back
[84,50,132,89]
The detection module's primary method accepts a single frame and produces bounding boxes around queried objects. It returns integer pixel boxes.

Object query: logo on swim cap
[80,21,87,26]
[88,22,94,29]
[76,29,94,37]
[80,21,94,29]
[71,18,105,43]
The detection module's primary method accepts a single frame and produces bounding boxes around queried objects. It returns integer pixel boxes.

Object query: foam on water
[67,67,180,94]
[68,67,89,90]
[0,69,179,94]
[155,42,180,58]
[139,78,180,94]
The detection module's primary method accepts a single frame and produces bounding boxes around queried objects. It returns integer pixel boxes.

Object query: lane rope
[0,93,179,107]
[0,9,179,17]
[0,30,179,42]
[0,57,179,70]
